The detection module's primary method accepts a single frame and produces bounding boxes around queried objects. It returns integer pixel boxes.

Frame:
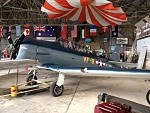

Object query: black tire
[146,90,150,105]
[50,82,64,97]
[26,74,37,85]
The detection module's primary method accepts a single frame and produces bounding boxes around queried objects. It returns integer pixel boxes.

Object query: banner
[16,26,21,36]
[24,26,30,37]
[71,25,77,38]
[112,25,118,37]
[61,25,67,39]
[102,26,108,32]
[90,25,97,36]
[6,26,11,37]
[80,26,86,39]
[34,26,56,41]
[0,26,3,38]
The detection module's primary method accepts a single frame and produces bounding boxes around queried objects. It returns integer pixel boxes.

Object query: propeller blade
[7,36,13,44]
[14,31,26,48]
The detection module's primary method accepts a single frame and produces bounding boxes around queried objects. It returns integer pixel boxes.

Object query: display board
[137,37,150,52]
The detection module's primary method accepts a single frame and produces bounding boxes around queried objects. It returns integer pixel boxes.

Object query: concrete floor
[0,69,150,113]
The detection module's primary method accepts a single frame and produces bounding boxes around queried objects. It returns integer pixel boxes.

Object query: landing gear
[146,90,150,105]
[26,70,38,85]
[50,73,65,97]
[26,74,37,85]
[50,82,64,97]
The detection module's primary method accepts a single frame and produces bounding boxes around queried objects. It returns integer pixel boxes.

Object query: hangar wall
[137,37,150,69]
[136,18,150,69]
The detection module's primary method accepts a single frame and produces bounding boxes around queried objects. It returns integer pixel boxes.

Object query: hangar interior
[0,0,150,65]
[0,0,150,113]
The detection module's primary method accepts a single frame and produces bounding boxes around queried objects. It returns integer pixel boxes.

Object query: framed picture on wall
[111,46,117,51]
[85,38,92,43]
[103,38,108,42]
[116,38,128,44]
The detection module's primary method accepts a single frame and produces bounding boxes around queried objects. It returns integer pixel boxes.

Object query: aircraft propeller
[7,31,26,59]
[7,36,13,44]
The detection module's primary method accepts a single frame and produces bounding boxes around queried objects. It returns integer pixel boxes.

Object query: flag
[80,26,86,39]
[90,25,97,36]
[71,25,77,38]
[61,25,67,39]
[16,26,21,36]
[34,26,56,38]
[102,26,108,32]
[34,26,46,32]
[112,25,118,37]
[24,26,30,37]
[6,26,11,37]
[0,26,3,38]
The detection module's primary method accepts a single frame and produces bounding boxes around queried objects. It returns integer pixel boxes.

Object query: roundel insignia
[96,59,103,67]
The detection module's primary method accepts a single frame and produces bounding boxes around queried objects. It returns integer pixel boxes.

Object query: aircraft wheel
[146,90,150,105]
[26,74,37,85]
[50,82,64,97]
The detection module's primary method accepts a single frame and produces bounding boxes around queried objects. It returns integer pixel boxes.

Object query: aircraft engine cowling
[16,44,37,60]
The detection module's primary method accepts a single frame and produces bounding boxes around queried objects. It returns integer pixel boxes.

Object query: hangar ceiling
[0,0,150,39]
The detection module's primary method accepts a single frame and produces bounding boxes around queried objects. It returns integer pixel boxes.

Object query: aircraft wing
[0,59,40,70]
[37,64,150,78]
[108,61,137,68]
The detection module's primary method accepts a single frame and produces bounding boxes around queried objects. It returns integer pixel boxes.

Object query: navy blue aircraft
[1,31,150,97]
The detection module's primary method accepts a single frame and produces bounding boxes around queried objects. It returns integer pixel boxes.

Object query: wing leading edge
[0,59,40,70]
[38,65,150,78]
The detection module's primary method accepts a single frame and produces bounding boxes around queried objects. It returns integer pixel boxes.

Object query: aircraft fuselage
[16,37,110,68]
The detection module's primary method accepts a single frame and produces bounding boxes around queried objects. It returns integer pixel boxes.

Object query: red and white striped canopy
[41,0,127,27]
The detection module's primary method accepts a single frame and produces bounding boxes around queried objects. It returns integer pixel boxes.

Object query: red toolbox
[95,93,150,113]
[94,103,130,113]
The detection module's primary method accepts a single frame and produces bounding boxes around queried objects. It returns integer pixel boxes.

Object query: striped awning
[41,0,127,27]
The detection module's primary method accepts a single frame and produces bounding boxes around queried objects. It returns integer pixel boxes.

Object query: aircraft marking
[83,56,94,64]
